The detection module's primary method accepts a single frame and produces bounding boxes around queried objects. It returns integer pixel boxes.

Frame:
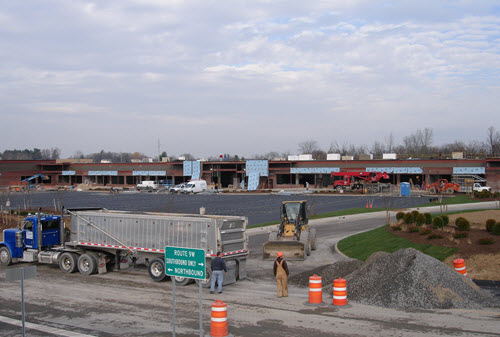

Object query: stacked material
[291,248,499,309]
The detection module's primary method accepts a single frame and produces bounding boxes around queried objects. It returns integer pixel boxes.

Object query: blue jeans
[210,270,224,292]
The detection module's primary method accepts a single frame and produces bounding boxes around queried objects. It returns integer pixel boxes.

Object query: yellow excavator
[262,201,317,260]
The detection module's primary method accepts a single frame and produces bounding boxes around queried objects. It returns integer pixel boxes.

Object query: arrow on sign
[198,263,204,266]
[167,268,173,272]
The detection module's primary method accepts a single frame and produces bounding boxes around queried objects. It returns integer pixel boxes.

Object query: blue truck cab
[0,213,63,266]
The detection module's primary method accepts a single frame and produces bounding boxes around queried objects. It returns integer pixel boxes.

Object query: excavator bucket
[262,240,305,261]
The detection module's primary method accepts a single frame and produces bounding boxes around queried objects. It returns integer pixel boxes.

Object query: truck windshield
[186,183,194,188]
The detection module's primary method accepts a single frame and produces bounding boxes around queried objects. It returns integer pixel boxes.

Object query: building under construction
[0,156,499,191]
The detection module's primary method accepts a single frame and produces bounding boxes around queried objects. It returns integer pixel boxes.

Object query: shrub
[428,234,443,239]
[486,219,496,232]
[404,212,415,225]
[391,226,402,231]
[411,210,420,218]
[456,218,471,231]
[479,238,495,245]
[416,213,426,226]
[420,229,432,235]
[454,232,468,238]
[493,223,500,236]
[432,216,444,229]
[424,213,432,225]
[396,212,405,221]
[455,217,466,225]
[408,227,420,233]
[440,214,450,226]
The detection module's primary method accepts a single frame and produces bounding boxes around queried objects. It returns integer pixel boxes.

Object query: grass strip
[337,225,457,261]
[418,195,489,207]
[248,207,386,228]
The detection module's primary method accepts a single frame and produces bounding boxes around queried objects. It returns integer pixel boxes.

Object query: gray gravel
[288,258,363,287]
[293,248,499,309]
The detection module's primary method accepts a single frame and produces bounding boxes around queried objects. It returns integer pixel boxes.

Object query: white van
[136,181,158,190]
[183,180,207,194]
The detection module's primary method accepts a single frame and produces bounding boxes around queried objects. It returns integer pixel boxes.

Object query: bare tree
[403,128,434,156]
[329,140,350,155]
[371,141,385,157]
[385,133,395,153]
[298,140,320,154]
[486,126,500,157]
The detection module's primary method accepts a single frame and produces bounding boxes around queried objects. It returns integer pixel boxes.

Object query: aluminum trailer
[0,209,248,287]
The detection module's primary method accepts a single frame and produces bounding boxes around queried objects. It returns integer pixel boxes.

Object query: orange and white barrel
[453,258,468,277]
[210,300,228,337]
[308,274,323,304]
[333,278,347,306]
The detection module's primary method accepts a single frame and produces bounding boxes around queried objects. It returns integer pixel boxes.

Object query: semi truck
[0,209,249,287]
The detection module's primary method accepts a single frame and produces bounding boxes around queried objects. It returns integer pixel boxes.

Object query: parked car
[170,183,186,193]
[182,180,207,194]
[136,181,158,190]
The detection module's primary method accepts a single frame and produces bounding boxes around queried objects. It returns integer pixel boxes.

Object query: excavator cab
[263,201,316,260]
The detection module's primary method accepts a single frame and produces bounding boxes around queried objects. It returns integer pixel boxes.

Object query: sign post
[165,247,206,337]
[6,265,37,337]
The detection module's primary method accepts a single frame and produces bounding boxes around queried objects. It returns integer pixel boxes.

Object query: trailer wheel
[196,265,212,288]
[59,252,78,273]
[78,253,98,275]
[310,228,317,251]
[0,246,12,266]
[148,258,168,282]
[173,276,192,286]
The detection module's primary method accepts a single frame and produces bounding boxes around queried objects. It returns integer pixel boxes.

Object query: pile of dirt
[289,258,363,287]
[293,248,499,309]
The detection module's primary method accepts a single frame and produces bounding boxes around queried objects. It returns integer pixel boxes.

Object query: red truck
[331,171,390,193]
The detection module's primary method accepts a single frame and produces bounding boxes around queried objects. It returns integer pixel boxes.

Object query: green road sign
[164,246,206,280]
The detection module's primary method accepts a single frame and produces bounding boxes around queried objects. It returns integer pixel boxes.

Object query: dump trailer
[0,209,248,287]
[262,201,317,260]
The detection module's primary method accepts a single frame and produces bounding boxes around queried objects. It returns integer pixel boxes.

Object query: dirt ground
[389,210,500,281]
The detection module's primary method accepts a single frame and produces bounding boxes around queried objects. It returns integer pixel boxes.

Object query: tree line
[1,126,499,162]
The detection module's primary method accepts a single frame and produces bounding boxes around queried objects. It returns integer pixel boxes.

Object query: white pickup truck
[473,183,491,192]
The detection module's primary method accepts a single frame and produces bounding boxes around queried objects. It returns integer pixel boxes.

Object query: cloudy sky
[1,1,499,159]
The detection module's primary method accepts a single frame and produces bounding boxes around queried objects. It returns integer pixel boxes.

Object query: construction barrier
[210,300,228,337]
[308,274,323,304]
[333,278,347,306]
[453,258,468,277]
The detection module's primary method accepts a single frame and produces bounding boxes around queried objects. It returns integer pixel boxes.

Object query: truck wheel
[59,252,78,273]
[148,258,168,282]
[310,228,317,251]
[78,253,98,275]
[196,265,212,288]
[0,246,12,266]
[174,276,192,286]
[446,187,454,195]
[335,186,343,192]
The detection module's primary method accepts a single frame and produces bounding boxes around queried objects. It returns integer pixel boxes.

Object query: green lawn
[337,225,457,261]
[418,194,489,207]
[248,207,385,228]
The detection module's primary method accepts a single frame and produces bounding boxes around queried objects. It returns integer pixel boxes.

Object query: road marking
[0,315,95,337]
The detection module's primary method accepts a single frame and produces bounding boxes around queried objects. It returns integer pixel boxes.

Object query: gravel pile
[295,248,499,309]
[289,258,363,287]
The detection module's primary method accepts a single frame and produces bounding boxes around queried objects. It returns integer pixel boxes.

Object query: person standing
[274,252,289,298]
[210,251,227,294]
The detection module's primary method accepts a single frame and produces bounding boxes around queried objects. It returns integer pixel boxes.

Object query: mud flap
[237,258,246,280]
[98,256,107,274]
[262,241,305,260]
[222,259,237,285]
